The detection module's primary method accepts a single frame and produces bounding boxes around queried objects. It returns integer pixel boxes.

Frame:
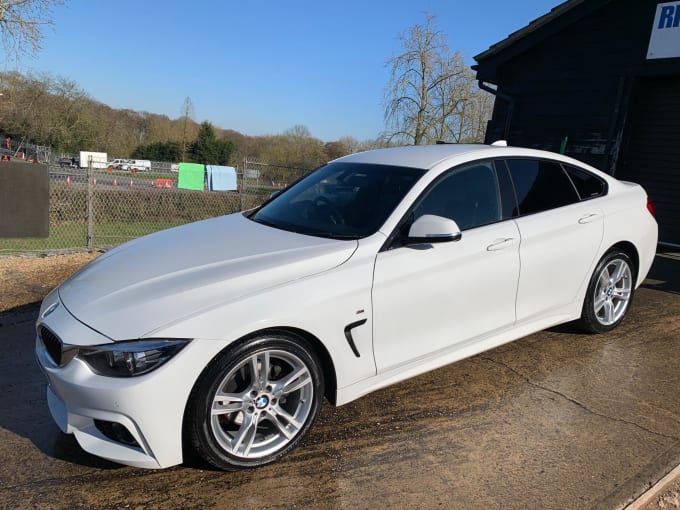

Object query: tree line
[0,71,387,169]
[0,12,494,168]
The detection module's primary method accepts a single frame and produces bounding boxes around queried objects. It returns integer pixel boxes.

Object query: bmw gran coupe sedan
[36,142,658,470]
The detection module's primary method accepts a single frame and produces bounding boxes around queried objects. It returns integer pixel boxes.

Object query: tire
[186,332,324,470]
[578,250,636,333]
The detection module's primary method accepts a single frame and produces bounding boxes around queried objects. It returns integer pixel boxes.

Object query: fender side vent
[343,319,367,358]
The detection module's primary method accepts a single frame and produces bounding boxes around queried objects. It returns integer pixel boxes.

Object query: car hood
[58,213,357,340]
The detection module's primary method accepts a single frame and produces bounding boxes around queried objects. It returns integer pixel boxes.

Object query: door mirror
[407,214,462,244]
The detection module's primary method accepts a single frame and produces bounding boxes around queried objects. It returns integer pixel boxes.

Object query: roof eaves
[473,0,585,62]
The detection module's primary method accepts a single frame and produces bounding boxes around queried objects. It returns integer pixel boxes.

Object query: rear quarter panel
[599,180,658,286]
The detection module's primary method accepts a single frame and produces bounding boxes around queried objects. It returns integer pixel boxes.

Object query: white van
[122,159,152,172]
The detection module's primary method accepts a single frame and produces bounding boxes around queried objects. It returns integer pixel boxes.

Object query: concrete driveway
[0,251,678,509]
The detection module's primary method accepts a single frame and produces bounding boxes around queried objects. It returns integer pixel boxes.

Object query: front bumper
[35,296,225,469]
[37,337,171,468]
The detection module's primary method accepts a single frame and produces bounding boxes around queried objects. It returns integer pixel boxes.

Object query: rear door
[503,158,604,322]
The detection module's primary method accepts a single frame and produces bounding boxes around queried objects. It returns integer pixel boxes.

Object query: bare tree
[180,96,194,162]
[134,112,150,144]
[0,0,64,59]
[432,65,495,143]
[383,14,494,145]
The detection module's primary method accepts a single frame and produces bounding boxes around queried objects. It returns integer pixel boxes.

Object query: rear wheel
[579,250,635,333]
[187,333,324,470]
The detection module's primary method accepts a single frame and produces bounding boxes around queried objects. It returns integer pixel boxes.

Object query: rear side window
[506,159,580,216]
[563,165,607,200]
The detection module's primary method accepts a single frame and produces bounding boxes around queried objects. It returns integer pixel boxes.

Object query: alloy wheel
[209,349,314,459]
[593,258,632,326]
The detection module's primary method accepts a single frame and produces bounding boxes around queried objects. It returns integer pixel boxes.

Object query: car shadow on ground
[0,302,123,470]
[642,248,680,295]
[536,248,676,336]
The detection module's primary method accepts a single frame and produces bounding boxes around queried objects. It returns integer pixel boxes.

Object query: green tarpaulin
[178,163,205,190]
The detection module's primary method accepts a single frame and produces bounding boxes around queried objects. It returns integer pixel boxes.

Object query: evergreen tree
[190,121,234,165]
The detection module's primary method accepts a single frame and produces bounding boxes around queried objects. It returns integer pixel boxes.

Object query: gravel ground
[0,252,100,313]
[1,250,679,509]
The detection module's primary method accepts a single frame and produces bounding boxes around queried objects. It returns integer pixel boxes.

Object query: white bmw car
[36,143,657,470]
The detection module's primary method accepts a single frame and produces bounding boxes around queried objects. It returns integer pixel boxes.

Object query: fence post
[86,156,94,251]
[240,157,247,212]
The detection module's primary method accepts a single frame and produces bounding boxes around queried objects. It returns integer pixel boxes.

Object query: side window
[563,165,607,200]
[506,159,580,216]
[413,162,500,231]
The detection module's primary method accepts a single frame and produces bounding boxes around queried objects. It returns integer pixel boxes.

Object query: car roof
[334,143,609,179]
[336,144,491,170]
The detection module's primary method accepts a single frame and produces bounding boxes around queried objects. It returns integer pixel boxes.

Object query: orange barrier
[154,178,174,188]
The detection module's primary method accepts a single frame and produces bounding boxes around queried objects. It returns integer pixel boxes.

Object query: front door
[371,161,520,372]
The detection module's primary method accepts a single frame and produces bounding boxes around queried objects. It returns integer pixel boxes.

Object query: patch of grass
[0,221,87,254]
[0,183,270,256]
[0,221,183,255]
[92,221,184,245]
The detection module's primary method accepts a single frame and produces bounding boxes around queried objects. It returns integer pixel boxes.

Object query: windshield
[250,162,425,239]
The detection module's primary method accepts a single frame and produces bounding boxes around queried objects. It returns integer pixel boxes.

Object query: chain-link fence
[0,159,309,256]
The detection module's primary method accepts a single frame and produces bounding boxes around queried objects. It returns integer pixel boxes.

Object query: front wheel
[578,250,636,333]
[186,333,324,470]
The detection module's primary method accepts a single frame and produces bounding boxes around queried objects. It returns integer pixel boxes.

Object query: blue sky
[9,0,563,141]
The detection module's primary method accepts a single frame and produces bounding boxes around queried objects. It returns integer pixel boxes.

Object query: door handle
[487,238,515,251]
[578,213,601,224]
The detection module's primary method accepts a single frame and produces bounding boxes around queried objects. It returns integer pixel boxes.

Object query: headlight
[77,339,189,377]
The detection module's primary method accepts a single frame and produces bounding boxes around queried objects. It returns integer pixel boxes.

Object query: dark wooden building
[473,0,680,245]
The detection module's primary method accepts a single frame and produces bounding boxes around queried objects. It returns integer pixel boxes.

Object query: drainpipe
[478,81,515,141]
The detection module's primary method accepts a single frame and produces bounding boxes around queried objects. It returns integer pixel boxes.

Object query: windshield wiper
[252,216,358,240]
[251,217,281,229]
[298,230,360,240]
